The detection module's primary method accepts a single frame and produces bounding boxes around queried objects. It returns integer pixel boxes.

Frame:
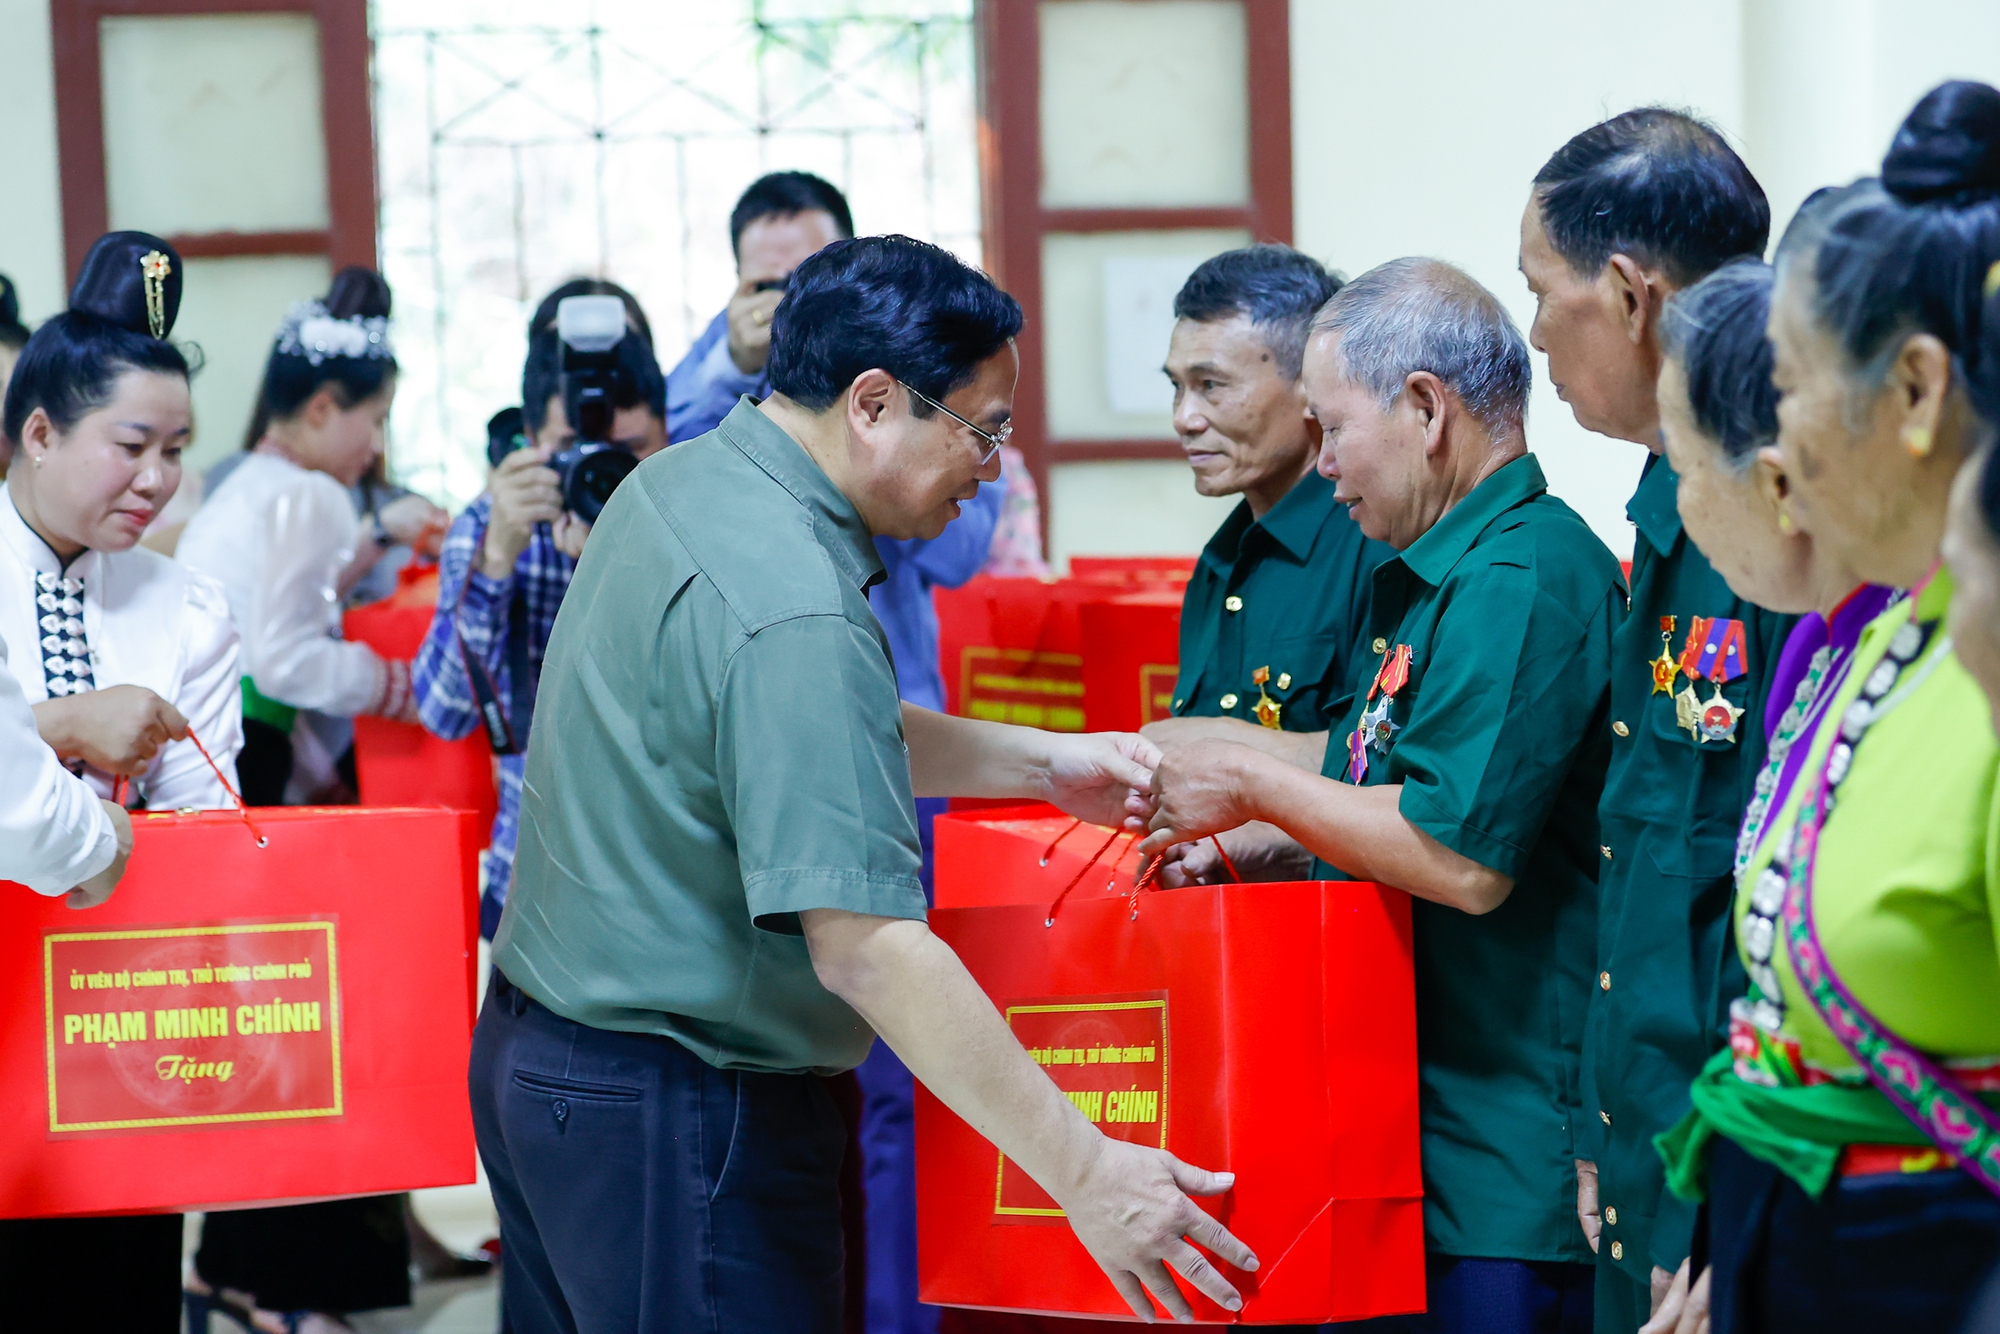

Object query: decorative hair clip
[275,299,394,366]
[140,251,172,339]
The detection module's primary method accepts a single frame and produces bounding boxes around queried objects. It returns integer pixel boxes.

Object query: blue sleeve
[667,308,764,443]
[414,498,508,743]
[904,477,1005,589]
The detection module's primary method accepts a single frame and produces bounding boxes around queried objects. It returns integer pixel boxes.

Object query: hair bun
[1883,80,2000,203]
[0,273,20,332]
[324,267,391,321]
[67,231,183,338]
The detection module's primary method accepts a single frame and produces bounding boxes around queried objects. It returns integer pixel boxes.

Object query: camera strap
[459,589,533,756]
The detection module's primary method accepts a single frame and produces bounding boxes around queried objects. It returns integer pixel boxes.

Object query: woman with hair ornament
[1656,81,2000,1334]
[0,230,239,1333]
[178,267,442,806]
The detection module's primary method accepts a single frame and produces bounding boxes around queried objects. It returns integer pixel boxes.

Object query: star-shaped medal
[1252,665,1282,730]
[1650,647,1679,695]
[1698,683,1744,744]
[1360,694,1399,753]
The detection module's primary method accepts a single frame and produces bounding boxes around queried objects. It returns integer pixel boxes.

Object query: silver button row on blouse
[34,571,94,697]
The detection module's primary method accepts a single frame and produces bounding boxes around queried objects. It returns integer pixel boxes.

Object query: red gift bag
[920,814,1424,1324]
[1078,592,1183,735]
[344,563,498,828]
[1067,556,1196,588]
[0,806,481,1218]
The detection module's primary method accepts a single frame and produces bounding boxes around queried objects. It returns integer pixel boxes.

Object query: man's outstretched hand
[1051,1136,1256,1321]
[1039,730,1160,829]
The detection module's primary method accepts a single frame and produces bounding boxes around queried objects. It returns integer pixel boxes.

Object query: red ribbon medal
[1674,616,1749,742]
[1345,643,1413,783]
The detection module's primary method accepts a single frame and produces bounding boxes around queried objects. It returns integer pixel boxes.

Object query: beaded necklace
[1732,643,1836,881]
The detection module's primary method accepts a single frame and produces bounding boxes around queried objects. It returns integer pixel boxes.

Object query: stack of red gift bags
[918,805,1426,1325]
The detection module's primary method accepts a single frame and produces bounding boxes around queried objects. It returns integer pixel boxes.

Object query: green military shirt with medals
[1172,469,1390,733]
[1583,455,1792,1307]
[494,398,930,1076]
[1313,453,1621,1263]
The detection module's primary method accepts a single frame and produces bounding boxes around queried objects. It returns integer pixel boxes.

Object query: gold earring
[1904,425,1934,458]
[1777,509,1795,535]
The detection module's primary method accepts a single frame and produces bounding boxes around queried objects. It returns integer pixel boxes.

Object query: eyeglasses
[900,381,1011,467]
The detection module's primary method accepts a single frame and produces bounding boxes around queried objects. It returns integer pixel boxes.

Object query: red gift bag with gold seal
[919,806,1425,1324]
[0,804,481,1218]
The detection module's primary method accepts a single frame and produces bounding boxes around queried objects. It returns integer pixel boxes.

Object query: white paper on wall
[1101,254,1209,416]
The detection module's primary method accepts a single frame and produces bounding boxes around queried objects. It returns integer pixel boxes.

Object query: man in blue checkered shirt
[415,301,669,937]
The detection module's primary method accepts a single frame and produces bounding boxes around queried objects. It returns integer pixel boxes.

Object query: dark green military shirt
[494,400,928,1076]
[1172,470,1389,732]
[1312,454,1620,1264]
[1585,455,1792,1280]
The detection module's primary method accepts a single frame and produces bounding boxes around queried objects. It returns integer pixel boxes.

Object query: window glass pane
[176,255,333,474]
[1039,0,1248,208]
[101,14,330,235]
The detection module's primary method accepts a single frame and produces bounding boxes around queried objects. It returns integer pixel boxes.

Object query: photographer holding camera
[666,171,853,442]
[414,283,668,938]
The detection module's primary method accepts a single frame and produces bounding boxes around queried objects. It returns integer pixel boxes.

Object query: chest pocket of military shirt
[1265,629,1352,731]
[1647,668,1755,753]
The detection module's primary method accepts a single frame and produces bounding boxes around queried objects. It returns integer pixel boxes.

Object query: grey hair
[1309,257,1533,435]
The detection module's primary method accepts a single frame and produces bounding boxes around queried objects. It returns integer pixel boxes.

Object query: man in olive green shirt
[1141,258,1619,1333]
[473,236,1256,1333]
[1519,110,1788,1334]
[1146,246,1388,754]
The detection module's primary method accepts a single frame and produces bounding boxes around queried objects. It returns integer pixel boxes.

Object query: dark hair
[2,231,193,447]
[1779,82,2000,402]
[1534,107,1771,287]
[520,325,665,436]
[0,274,29,352]
[528,278,653,348]
[1173,245,1343,380]
[1659,259,1779,469]
[766,235,1022,413]
[730,171,854,257]
[242,266,397,449]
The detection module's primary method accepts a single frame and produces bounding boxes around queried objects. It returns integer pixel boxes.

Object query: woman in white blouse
[179,268,440,804]
[0,231,240,813]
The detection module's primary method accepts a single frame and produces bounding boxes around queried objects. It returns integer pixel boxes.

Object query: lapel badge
[1650,615,1679,695]
[1675,616,1749,743]
[1251,665,1282,730]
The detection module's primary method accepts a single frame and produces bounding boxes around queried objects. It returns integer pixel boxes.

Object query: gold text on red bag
[997,996,1167,1218]
[42,921,341,1134]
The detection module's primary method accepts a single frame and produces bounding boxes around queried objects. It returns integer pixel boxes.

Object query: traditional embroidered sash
[1782,618,2000,1199]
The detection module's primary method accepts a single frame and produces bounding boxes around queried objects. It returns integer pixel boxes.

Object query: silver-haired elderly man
[1136,258,1621,1334]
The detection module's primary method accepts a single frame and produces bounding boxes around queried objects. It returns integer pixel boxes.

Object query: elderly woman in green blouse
[1657,81,2000,1334]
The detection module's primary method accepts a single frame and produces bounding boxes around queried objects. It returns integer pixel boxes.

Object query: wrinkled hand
[35,685,188,777]
[482,444,563,577]
[551,512,592,561]
[1153,823,1310,887]
[1040,731,1158,829]
[1639,1260,1709,1334]
[68,802,133,909]
[725,277,785,375]
[1576,1159,1601,1253]
[1055,1136,1257,1322]
[1133,739,1264,859]
[378,493,449,556]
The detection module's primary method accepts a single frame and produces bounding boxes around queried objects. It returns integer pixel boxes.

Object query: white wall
[0,0,68,325]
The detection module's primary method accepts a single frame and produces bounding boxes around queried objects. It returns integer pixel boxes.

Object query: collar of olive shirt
[717,395,887,594]
[1392,451,1549,588]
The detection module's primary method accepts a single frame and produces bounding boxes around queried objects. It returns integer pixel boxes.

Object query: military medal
[1649,616,1679,695]
[1345,642,1413,782]
[1674,616,1750,743]
[1251,665,1282,730]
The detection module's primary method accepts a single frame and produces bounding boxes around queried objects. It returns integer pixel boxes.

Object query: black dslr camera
[548,294,639,523]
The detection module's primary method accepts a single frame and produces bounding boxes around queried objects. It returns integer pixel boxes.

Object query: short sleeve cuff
[1399,784,1533,881]
[745,867,928,935]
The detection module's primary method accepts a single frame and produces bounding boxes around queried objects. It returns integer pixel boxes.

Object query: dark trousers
[236,718,293,806]
[1332,1254,1595,1334]
[1707,1135,2000,1334]
[197,1196,410,1315]
[471,970,848,1333]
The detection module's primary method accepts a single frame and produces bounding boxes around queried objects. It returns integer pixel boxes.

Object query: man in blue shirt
[666,172,854,442]
[414,292,668,938]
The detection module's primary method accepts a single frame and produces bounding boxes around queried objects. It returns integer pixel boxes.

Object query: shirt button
[1276,673,1291,690]
[1224,595,1244,612]
[1612,721,1630,737]
[1600,971,1611,991]
[1601,845,1613,861]
[1372,637,1388,654]
[1220,693,1240,709]
[1611,1241,1624,1261]
[1600,1110,1612,1126]
[1605,1205,1618,1226]
[1173,698,1184,709]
